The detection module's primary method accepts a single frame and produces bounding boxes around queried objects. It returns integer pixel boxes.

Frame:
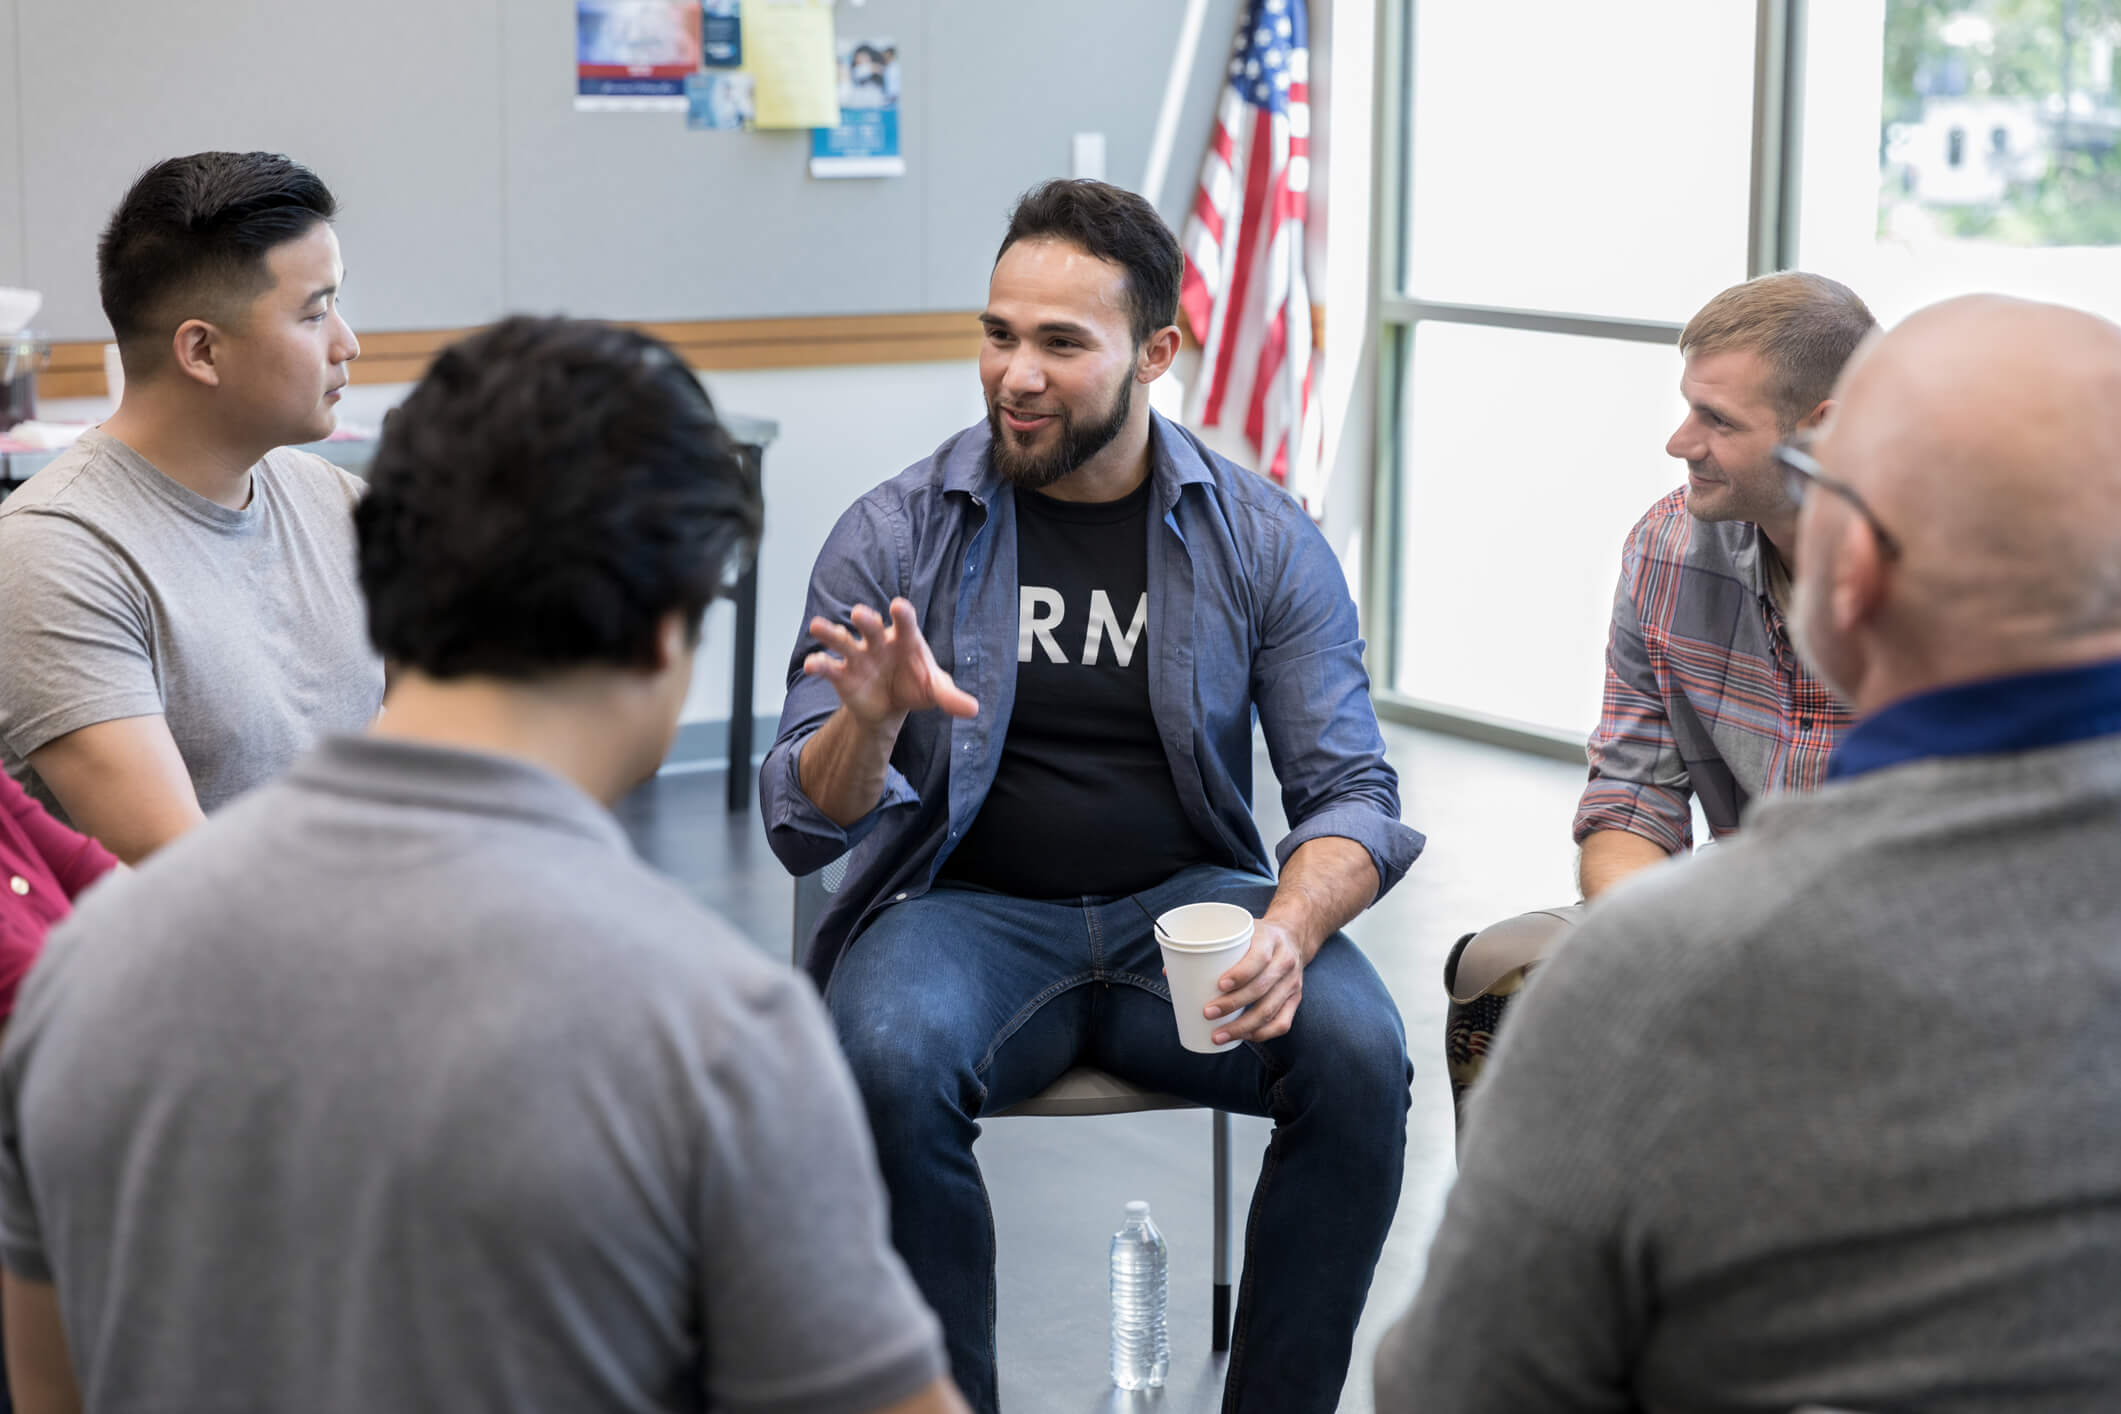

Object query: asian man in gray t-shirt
[0,152,383,863]
[0,317,963,1414]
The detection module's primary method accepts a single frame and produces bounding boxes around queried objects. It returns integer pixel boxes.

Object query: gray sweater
[1378,735,2121,1412]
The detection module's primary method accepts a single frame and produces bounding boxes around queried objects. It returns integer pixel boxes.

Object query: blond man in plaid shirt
[1575,272,1878,898]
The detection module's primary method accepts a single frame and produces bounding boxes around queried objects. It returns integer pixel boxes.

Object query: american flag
[1180,0,1321,511]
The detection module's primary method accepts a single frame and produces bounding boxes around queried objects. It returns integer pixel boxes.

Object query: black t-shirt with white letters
[938,478,1218,899]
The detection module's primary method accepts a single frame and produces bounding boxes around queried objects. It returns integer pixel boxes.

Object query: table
[1,412,779,813]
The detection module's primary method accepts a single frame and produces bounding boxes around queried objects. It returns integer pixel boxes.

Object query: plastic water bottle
[1109,1200,1170,1389]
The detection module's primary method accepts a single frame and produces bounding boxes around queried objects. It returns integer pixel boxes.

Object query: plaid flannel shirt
[1574,489,1851,854]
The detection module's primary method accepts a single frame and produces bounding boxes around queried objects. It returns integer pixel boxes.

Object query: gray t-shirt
[0,735,946,1414]
[1381,735,2121,1411]
[0,429,384,818]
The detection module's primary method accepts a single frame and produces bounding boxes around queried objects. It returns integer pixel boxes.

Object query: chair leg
[1211,1108,1232,1354]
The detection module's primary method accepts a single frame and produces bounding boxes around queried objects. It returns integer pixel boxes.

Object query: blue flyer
[702,0,741,67]
[810,38,905,178]
[688,70,755,130]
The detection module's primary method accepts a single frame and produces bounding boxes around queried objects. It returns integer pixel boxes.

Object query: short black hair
[98,152,337,363]
[357,317,762,681]
[996,180,1182,347]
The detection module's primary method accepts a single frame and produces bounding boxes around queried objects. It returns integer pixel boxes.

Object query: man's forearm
[1265,836,1380,961]
[30,719,206,866]
[1576,828,1672,902]
[4,1274,81,1414]
[796,706,908,829]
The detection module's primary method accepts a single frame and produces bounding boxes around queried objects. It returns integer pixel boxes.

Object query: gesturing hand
[804,598,979,728]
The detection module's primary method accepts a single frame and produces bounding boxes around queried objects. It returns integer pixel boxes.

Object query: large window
[1376,0,2121,748]
[1800,0,2121,324]
[1376,1,1760,745]
[1403,4,1757,324]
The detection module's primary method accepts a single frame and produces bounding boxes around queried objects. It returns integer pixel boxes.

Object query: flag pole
[1142,0,1214,206]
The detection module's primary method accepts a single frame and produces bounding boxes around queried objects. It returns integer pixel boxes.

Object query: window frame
[1364,0,1807,759]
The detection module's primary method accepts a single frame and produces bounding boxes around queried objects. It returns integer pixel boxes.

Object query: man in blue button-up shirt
[762,180,1422,1414]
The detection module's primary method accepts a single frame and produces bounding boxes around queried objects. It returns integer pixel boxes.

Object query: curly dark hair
[356,317,762,680]
[99,152,337,363]
[996,179,1182,347]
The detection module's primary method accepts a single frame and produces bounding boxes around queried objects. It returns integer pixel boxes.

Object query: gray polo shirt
[0,430,384,820]
[0,735,945,1414]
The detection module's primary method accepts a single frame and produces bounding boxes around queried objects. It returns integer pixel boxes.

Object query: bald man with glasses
[1386,291,2121,1414]
[1775,441,1903,562]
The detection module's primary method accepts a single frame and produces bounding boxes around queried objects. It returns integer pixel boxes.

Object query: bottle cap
[1125,1200,1150,1218]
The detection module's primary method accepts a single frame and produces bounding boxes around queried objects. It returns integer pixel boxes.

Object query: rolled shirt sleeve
[1574,531,1694,856]
[1253,509,1424,899]
[760,498,924,877]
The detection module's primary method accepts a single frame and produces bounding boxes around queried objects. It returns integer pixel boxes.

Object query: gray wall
[0,0,22,288]
[2,0,1243,339]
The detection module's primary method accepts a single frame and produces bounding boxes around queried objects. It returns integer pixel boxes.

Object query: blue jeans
[824,864,1411,1414]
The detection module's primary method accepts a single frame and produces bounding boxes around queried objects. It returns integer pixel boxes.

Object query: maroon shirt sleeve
[1,773,117,901]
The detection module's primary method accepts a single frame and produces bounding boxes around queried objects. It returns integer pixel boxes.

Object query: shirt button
[7,876,26,896]
[1800,717,1813,731]
[894,892,909,902]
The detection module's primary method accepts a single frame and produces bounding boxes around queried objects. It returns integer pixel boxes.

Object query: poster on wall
[809,38,904,178]
[747,0,841,129]
[701,0,741,67]
[576,0,703,112]
[687,70,756,130]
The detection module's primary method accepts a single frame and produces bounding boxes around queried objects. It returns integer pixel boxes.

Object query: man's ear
[1137,323,1183,383]
[1797,397,1834,435]
[170,319,223,389]
[650,609,696,677]
[1830,509,1889,636]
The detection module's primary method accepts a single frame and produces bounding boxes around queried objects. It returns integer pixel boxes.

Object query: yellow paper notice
[746,0,840,130]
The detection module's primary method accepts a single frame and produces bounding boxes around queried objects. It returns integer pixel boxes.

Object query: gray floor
[613,724,1587,1414]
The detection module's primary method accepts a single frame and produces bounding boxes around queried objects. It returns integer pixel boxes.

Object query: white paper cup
[1154,901,1255,1054]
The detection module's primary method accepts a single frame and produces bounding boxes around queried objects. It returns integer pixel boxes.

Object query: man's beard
[1686,455,1787,526]
[988,372,1133,491]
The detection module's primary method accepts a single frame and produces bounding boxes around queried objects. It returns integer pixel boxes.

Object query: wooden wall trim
[37,305,1328,399]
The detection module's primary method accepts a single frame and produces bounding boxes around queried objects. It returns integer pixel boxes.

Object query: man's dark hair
[98,152,338,364]
[357,317,762,681]
[996,179,1182,347]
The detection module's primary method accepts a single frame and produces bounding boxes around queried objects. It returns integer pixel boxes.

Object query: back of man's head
[1798,295,2121,704]
[356,317,762,680]
[996,179,1182,348]
[99,152,336,376]
[1682,271,1878,431]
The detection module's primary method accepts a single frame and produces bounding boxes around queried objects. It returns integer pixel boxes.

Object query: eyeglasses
[1772,443,1902,561]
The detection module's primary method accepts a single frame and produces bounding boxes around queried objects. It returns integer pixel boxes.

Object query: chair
[794,857,1237,1352]
[1441,904,1585,1137]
